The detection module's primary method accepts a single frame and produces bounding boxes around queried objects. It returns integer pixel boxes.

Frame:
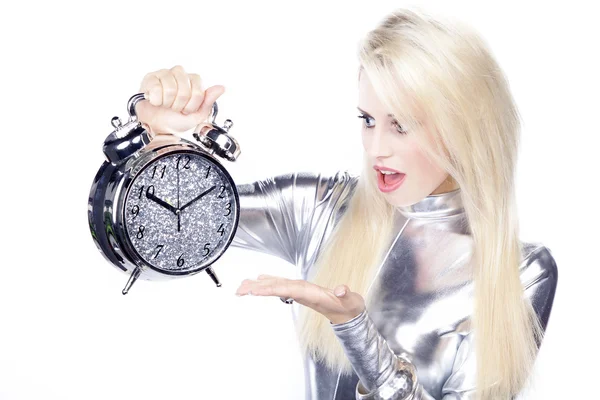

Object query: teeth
[380,170,398,175]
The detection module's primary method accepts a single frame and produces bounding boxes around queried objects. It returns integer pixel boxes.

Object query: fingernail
[335,290,346,297]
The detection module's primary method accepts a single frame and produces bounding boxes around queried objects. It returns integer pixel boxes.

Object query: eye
[358,114,408,135]
[392,120,408,135]
[357,114,375,128]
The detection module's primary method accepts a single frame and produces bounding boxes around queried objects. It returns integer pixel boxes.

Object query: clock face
[123,151,239,274]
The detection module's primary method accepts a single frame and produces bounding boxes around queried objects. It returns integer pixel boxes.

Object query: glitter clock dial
[123,151,239,274]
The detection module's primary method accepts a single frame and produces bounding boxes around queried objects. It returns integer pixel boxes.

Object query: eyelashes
[357,114,375,128]
[357,114,407,135]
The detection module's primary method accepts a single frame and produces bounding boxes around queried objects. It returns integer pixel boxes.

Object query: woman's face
[358,71,456,207]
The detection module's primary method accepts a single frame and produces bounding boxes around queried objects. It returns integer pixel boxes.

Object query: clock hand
[179,185,217,212]
[146,192,178,215]
[177,157,180,209]
[177,157,181,232]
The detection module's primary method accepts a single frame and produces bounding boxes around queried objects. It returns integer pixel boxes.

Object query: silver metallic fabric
[230,171,558,400]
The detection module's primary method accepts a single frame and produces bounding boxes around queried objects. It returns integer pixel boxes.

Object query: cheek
[361,132,379,158]
[360,130,369,150]
[401,145,445,182]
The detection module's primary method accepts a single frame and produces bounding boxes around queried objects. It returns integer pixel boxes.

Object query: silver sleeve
[230,170,357,266]
[331,308,426,400]
[331,245,558,400]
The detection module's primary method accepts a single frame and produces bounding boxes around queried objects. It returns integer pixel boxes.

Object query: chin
[381,186,430,208]
[381,192,411,208]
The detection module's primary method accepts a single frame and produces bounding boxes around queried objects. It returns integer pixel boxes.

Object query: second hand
[177,156,181,232]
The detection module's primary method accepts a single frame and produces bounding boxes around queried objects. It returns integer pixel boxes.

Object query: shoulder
[519,243,559,330]
[519,243,559,289]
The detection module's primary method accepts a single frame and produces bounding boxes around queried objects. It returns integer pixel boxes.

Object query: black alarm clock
[88,93,241,294]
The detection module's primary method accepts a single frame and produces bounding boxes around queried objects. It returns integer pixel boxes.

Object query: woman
[135,8,557,400]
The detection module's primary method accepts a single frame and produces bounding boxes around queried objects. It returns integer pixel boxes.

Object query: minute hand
[179,185,217,212]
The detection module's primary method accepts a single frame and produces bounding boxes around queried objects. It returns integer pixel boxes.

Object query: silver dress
[230,170,558,400]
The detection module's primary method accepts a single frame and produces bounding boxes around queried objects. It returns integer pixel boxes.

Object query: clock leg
[205,267,222,287]
[122,266,142,295]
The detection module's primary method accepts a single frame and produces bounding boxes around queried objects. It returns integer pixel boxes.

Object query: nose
[364,125,393,159]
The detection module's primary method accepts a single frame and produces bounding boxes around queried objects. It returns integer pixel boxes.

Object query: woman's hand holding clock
[136,65,226,136]
[90,64,239,295]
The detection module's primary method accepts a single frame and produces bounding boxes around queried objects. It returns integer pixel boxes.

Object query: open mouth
[380,170,404,185]
[376,169,406,192]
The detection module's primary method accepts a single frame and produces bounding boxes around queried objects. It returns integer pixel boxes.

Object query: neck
[396,187,464,219]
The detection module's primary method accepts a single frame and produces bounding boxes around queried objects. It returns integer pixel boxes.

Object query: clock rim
[121,147,241,276]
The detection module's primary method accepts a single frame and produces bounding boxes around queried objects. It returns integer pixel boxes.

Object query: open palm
[235,274,366,324]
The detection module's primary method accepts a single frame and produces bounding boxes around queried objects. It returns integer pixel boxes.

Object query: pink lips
[373,165,406,193]
[373,165,403,174]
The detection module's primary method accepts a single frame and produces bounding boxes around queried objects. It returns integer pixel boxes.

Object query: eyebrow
[356,106,394,118]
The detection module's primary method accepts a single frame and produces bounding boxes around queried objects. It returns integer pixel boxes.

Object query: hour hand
[146,192,178,214]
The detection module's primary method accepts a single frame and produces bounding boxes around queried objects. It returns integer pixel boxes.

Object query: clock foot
[205,267,221,287]
[122,266,142,295]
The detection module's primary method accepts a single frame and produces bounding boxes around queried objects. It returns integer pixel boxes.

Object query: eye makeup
[356,107,408,135]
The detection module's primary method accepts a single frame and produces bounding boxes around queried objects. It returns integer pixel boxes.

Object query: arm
[331,245,558,400]
[331,308,435,400]
[230,170,358,266]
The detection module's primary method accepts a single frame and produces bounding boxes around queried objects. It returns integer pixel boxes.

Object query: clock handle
[205,267,222,287]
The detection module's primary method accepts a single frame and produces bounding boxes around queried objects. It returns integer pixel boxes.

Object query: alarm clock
[88,93,241,295]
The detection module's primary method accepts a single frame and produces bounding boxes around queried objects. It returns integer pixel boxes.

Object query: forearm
[331,308,422,399]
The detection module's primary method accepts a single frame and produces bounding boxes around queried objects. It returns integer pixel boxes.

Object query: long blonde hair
[295,7,543,399]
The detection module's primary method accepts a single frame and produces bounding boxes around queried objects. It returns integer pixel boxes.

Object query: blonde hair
[295,7,544,399]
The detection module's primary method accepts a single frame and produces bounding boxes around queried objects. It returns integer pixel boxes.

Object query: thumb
[192,85,226,124]
[334,284,349,298]
[333,285,366,316]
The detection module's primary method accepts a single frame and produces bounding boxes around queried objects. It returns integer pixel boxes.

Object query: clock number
[153,244,164,259]
[177,253,185,267]
[217,223,225,236]
[205,165,211,178]
[203,243,211,256]
[138,185,144,199]
[146,185,155,198]
[218,185,226,198]
[176,155,191,170]
[131,205,140,219]
[152,165,166,179]
[224,202,231,216]
[136,225,145,239]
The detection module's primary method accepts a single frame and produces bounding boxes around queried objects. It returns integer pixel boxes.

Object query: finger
[182,73,204,115]
[238,277,300,299]
[155,69,177,109]
[170,65,191,113]
[257,274,278,280]
[190,85,225,124]
[236,277,280,293]
[235,278,262,295]
[139,73,163,107]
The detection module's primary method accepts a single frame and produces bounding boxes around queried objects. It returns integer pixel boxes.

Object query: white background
[1,0,598,399]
